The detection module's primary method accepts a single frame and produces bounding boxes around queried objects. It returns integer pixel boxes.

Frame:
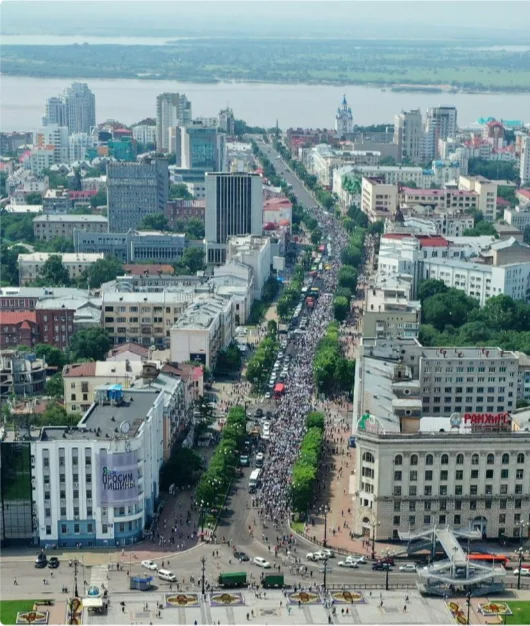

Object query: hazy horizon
[2,1,530,40]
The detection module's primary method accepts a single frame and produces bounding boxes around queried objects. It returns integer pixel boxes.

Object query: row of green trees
[291,412,325,514]
[246,333,279,391]
[418,280,530,355]
[195,406,247,507]
[313,322,356,396]
[214,341,243,375]
[277,263,304,320]
[141,212,204,239]
[333,226,366,322]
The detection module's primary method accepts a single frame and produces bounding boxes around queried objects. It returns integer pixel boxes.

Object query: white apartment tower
[394,109,423,164]
[156,93,192,152]
[424,106,458,160]
[42,83,96,135]
[335,95,354,136]
[520,135,530,186]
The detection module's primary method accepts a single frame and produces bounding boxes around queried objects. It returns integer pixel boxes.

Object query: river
[1,75,530,132]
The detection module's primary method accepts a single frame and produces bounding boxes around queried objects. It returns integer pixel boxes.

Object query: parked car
[141,560,158,571]
[399,564,417,572]
[514,568,530,576]
[48,557,60,569]
[253,557,271,568]
[239,455,250,467]
[338,560,358,568]
[234,551,250,562]
[35,554,47,568]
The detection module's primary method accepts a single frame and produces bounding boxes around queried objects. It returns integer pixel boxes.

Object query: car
[239,455,250,467]
[338,560,358,568]
[399,564,417,572]
[264,392,271,399]
[345,555,365,565]
[514,568,530,576]
[372,562,391,571]
[306,551,327,562]
[255,408,264,418]
[321,548,335,558]
[381,557,395,566]
[253,557,271,568]
[35,554,47,568]
[234,551,250,562]
[141,560,158,571]
[255,452,264,467]
[48,557,60,569]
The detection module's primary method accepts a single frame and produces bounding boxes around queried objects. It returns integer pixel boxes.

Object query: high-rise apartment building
[42,83,96,135]
[156,93,192,152]
[107,160,169,232]
[219,108,235,134]
[68,133,93,163]
[34,124,69,164]
[205,172,263,264]
[424,106,458,160]
[394,109,423,163]
[180,121,226,171]
[520,136,530,186]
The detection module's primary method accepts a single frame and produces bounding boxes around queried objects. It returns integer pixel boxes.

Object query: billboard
[97,450,139,506]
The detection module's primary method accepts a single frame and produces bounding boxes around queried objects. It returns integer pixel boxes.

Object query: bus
[468,553,510,567]
[248,469,261,492]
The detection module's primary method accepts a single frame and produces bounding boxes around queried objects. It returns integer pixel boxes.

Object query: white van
[158,569,177,582]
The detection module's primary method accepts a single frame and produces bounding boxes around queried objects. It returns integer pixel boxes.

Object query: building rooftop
[33,214,107,223]
[0,286,90,299]
[421,346,517,360]
[3,204,43,214]
[0,311,37,324]
[63,360,146,379]
[415,235,449,248]
[18,252,105,263]
[366,289,421,313]
[35,295,101,311]
[172,296,228,331]
[122,264,175,276]
[422,257,492,272]
[107,342,150,359]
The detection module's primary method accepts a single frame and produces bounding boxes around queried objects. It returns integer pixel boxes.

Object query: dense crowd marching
[256,206,350,525]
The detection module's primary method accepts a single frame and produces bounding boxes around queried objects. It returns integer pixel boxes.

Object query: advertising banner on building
[97,450,138,506]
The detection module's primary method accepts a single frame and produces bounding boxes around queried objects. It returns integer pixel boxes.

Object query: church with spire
[335,94,353,135]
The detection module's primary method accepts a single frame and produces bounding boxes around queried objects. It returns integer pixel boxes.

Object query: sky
[1,0,529,38]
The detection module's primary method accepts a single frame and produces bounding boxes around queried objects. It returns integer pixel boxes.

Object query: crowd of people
[256,205,350,526]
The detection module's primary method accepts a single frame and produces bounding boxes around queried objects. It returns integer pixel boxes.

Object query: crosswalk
[88,564,108,591]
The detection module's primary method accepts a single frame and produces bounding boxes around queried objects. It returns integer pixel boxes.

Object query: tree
[34,255,71,287]
[214,342,242,374]
[26,192,43,205]
[367,221,384,236]
[35,344,67,368]
[36,236,74,253]
[185,218,205,240]
[338,266,358,291]
[39,402,79,427]
[1,213,35,243]
[463,221,497,237]
[90,189,107,208]
[1,244,26,286]
[79,257,123,289]
[267,320,277,338]
[141,213,169,231]
[174,247,206,274]
[306,411,325,431]
[261,276,280,303]
[418,279,448,302]
[169,183,193,200]
[422,290,479,332]
[69,328,111,361]
[46,373,64,398]
[468,158,518,183]
[340,246,362,267]
[159,448,203,490]
[334,296,350,322]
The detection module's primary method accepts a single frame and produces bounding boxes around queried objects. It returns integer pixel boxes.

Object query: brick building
[165,199,205,229]
[0,311,39,349]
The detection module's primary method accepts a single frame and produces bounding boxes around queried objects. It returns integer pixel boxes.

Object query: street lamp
[466,591,472,625]
[322,556,329,592]
[320,505,329,548]
[516,521,529,548]
[73,559,79,598]
[371,521,380,561]
[516,547,529,590]
[200,556,207,596]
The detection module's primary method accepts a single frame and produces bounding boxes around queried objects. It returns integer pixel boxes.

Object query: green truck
[261,573,284,589]
[218,572,247,588]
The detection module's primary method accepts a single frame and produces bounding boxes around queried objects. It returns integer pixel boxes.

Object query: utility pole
[322,505,328,548]
[323,556,328,592]
[73,560,79,597]
[201,556,206,596]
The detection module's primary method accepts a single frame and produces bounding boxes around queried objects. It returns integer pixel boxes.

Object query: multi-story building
[180,121,226,172]
[218,107,235,134]
[226,235,271,300]
[0,312,39,350]
[424,106,458,160]
[520,136,530,186]
[1,131,34,156]
[0,286,90,312]
[352,337,529,541]
[42,188,71,214]
[205,172,263,264]
[401,187,479,214]
[42,96,67,128]
[107,160,169,232]
[263,197,293,227]
[63,82,96,135]
[132,124,157,147]
[35,124,69,164]
[394,109,423,164]
[62,360,146,414]
[30,147,55,176]
[156,93,192,152]
[170,295,233,367]
[165,199,205,229]
[504,205,530,231]
[385,209,474,238]
[73,229,189,264]
[0,350,47,398]
[304,144,380,187]
[68,133,93,163]
[335,95,353,136]
[362,287,421,339]
[458,175,497,222]
[33,214,108,241]
[32,386,163,547]
[18,252,104,285]
[361,177,399,222]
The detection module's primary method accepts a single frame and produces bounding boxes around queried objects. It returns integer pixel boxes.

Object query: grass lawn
[0,600,43,625]
[507,601,530,625]
[291,521,305,534]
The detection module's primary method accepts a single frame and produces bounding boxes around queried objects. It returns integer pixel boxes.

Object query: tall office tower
[335,94,354,136]
[181,121,226,171]
[205,172,263,263]
[156,93,192,152]
[394,109,423,163]
[424,105,458,160]
[34,124,69,164]
[520,136,530,186]
[63,83,96,134]
[42,96,67,127]
[219,107,235,134]
[107,160,169,232]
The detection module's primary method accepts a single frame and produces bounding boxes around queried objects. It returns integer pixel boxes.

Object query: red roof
[63,362,97,377]
[263,197,293,211]
[0,311,37,325]
[382,233,414,240]
[496,197,511,207]
[108,342,149,359]
[415,235,449,248]
[69,190,97,199]
[517,189,530,200]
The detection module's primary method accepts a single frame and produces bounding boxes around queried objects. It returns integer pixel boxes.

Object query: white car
[338,560,358,568]
[345,555,364,565]
[306,551,327,561]
[264,392,271,399]
[514,568,530,576]
[399,564,417,572]
[141,560,158,571]
[321,548,335,558]
[253,557,271,568]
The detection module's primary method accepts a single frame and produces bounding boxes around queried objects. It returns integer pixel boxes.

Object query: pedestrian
[404,605,407,612]
[13,578,18,585]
